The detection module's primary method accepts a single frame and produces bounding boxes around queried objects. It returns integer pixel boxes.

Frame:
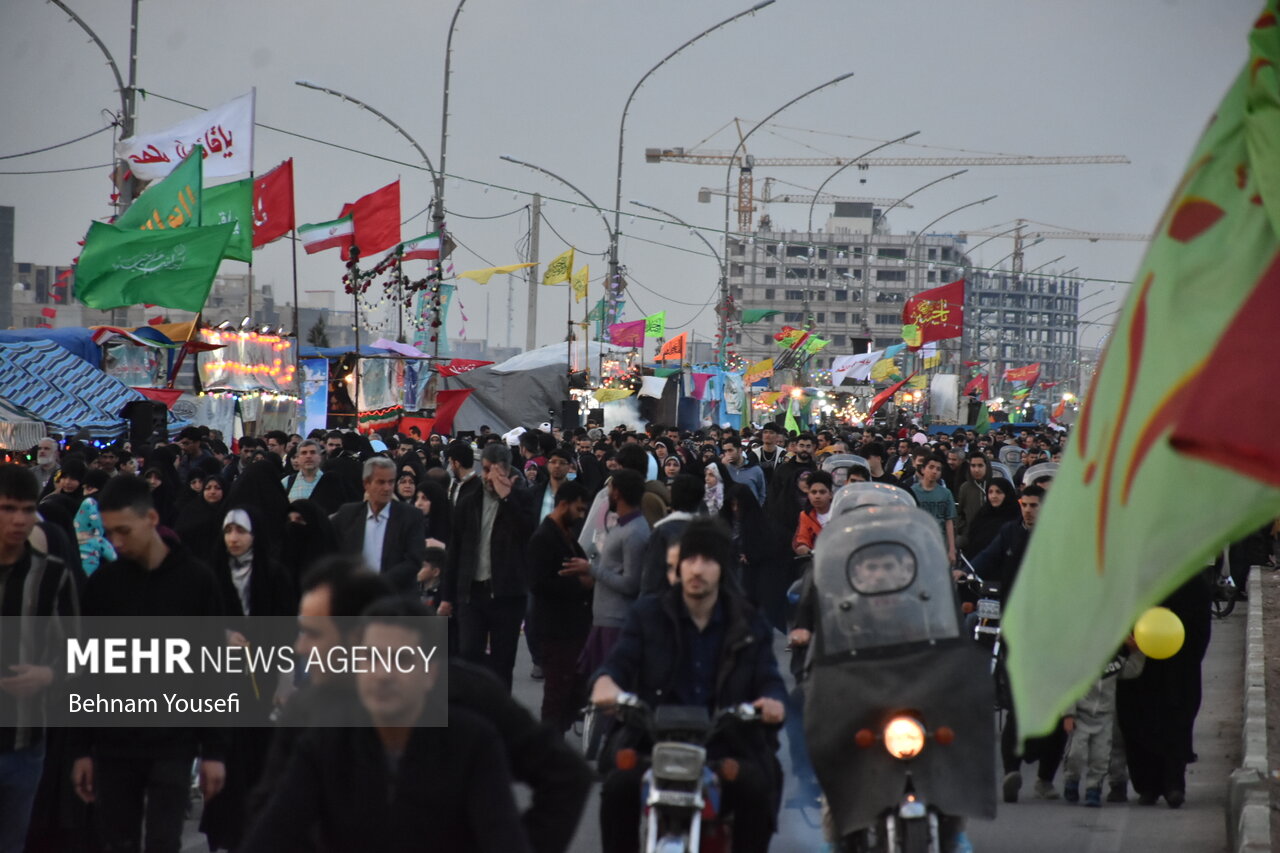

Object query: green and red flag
[73,220,234,312]
[902,278,964,350]
[1004,3,1280,744]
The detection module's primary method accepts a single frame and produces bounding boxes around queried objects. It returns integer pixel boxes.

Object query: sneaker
[1165,790,1185,809]
[1063,780,1079,803]
[1034,779,1060,800]
[530,665,545,680]
[1084,787,1102,808]
[1106,782,1128,803]
[1003,771,1022,803]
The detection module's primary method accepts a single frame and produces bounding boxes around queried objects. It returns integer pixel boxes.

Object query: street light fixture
[805,131,921,233]
[610,1,777,295]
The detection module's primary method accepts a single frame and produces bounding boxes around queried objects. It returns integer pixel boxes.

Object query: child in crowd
[1062,640,1145,807]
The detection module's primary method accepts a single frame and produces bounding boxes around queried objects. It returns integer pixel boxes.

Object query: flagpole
[350,248,362,430]
[290,226,300,376]
[566,283,573,382]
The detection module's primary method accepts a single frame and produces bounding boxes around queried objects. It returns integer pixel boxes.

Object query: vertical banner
[302,358,329,436]
[929,373,960,423]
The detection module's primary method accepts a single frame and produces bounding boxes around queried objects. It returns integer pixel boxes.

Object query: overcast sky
[0,0,1261,351]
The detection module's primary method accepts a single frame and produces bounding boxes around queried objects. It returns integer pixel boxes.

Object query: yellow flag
[744,358,774,385]
[923,354,942,370]
[542,248,574,286]
[869,358,897,381]
[456,263,535,285]
[907,374,928,390]
[572,264,589,302]
[757,390,783,407]
[594,388,634,403]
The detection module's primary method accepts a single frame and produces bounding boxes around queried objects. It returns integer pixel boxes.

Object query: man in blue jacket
[590,519,786,853]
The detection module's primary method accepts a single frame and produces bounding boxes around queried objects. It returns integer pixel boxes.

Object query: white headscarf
[223,509,254,614]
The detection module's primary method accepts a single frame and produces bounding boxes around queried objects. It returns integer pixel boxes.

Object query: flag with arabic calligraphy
[1004,2,1280,745]
[74,220,235,312]
[253,159,294,247]
[572,264,590,302]
[1003,363,1041,385]
[117,91,255,182]
[114,147,203,231]
[902,279,964,350]
[542,248,574,286]
[202,178,253,262]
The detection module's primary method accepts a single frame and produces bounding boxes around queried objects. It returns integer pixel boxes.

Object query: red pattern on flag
[40,307,57,319]
[868,374,915,417]
[253,159,295,247]
[962,373,989,401]
[133,387,184,409]
[1003,363,1042,385]
[655,332,688,362]
[341,181,401,261]
[436,359,493,377]
[902,279,965,350]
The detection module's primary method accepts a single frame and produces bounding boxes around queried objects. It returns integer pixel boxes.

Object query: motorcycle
[601,692,762,853]
[802,504,996,853]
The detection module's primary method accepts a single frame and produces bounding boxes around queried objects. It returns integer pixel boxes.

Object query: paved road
[183,606,1242,852]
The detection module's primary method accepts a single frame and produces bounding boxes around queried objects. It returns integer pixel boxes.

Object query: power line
[0,124,115,160]
[0,162,112,175]
[538,212,608,256]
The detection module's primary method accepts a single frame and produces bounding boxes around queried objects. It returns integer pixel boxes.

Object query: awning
[0,340,147,439]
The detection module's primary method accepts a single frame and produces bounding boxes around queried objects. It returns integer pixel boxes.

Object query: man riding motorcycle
[590,518,788,853]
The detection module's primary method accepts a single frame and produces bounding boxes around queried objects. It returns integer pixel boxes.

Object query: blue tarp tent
[0,339,145,439]
[0,327,103,367]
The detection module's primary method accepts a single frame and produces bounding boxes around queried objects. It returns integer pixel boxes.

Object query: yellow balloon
[1134,607,1185,660]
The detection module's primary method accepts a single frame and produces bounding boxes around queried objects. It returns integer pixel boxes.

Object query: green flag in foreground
[202,178,253,262]
[114,146,203,231]
[1003,3,1280,744]
[741,309,782,324]
[74,221,235,312]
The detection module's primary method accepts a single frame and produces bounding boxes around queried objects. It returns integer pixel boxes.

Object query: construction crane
[959,218,1151,273]
[695,177,911,229]
[646,134,1130,232]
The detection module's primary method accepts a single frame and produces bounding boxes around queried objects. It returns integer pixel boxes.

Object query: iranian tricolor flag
[299,216,354,255]
[401,231,441,262]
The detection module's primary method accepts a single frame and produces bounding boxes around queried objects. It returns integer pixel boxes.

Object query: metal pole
[610,0,777,298]
[290,226,300,374]
[526,194,541,350]
[350,250,362,428]
[437,0,467,234]
[721,73,855,365]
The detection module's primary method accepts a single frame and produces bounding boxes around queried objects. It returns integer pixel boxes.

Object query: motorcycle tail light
[719,757,740,783]
[962,602,975,614]
[935,726,956,745]
[854,728,876,748]
[883,715,927,760]
[616,748,638,771]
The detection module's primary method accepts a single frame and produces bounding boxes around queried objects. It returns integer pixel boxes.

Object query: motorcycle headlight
[651,742,706,783]
[883,715,926,760]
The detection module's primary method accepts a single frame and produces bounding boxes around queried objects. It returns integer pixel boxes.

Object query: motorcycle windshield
[812,506,960,656]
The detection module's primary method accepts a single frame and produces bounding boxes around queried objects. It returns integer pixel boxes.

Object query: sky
[0,0,1262,352]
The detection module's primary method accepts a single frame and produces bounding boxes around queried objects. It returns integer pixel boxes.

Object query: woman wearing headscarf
[146,444,185,528]
[395,457,425,503]
[226,458,291,531]
[719,482,789,631]
[414,480,452,548]
[702,462,727,515]
[961,478,1020,562]
[40,456,87,523]
[658,454,683,487]
[200,504,296,852]
[174,474,229,558]
[281,499,341,586]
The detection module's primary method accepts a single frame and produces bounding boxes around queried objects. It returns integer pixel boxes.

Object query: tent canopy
[0,340,146,439]
[0,327,104,367]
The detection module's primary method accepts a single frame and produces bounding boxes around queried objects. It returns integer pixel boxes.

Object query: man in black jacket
[591,520,786,853]
[71,475,227,853]
[440,443,535,690]
[527,481,592,733]
[330,457,426,592]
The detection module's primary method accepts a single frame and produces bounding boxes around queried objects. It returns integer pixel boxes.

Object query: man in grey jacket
[721,439,766,508]
[561,469,649,675]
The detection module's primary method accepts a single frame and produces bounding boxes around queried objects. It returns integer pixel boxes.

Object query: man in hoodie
[721,439,766,507]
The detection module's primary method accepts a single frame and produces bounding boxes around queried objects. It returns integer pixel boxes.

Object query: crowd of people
[0,414,1270,852]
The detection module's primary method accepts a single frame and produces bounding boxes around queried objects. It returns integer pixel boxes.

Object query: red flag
[432,388,474,435]
[436,358,493,377]
[341,180,401,260]
[962,373,989,401]
[655,331,688,362]
[40,307,56,319]
[608,321,645,348]
[868,374,915,417]
[148,315,165,326]
[902,279,965,350]
[133,387,184,409]
[1003,362,1041,385]
[963,360,982,368]
[1038,380,1060,390]
[253,159,295,247]
[1052,398,1067,421]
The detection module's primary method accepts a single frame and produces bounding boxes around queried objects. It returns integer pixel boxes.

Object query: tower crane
[695,176,912,230]
[959,219,1150,273]
[645,131,1130,232]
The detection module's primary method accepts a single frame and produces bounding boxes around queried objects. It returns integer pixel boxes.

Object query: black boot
[1106,781,1128,803]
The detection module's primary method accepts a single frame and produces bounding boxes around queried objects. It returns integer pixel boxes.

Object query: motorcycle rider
[590,518,787,853]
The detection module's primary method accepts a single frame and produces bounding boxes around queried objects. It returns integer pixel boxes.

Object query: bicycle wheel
[1212,582,1237,618]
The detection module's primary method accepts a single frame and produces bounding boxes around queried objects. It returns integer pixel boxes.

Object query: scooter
[604,691,762,853]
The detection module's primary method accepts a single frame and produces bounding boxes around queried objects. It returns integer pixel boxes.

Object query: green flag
[741,309,782,324]
[972,403,989,434]
[1004,4,1280,745]
[804,336,830,355]
[653,367,680,378]
[784,399,800,436]
[201,178,253,262]
[114,146,203,231]
[74,220,234,312]
[644,311,666,338]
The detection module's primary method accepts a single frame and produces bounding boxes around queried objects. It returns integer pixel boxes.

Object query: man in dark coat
[591,519,787,853]
[330,457,426,592]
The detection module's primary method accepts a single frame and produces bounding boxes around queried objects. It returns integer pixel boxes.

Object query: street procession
[3,1,1280,851]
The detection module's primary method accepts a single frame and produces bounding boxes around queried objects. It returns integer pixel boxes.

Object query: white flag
[118,91,255,182]
[831,350,883,386]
